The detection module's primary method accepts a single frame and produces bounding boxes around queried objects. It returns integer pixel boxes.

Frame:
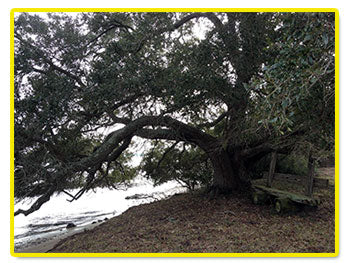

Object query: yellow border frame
[10,7,339,258]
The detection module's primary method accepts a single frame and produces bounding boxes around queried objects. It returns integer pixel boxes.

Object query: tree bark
[207,147,251,195]
[305,154,315,197]
[267,151,277,187]
[209,150,238,193]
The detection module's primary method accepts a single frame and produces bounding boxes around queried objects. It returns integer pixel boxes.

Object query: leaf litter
[49,168,335,253]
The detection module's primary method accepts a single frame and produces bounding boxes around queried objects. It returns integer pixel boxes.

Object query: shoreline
[14,167,335,253]
[14,179,187,254]
[15,221,104,253]
[49,189,335,253]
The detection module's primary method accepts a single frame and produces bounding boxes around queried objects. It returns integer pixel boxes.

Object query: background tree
[141,141,213,191]
[14,12,335,216]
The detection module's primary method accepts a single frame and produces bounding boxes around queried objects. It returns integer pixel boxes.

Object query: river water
[14,176,186,252]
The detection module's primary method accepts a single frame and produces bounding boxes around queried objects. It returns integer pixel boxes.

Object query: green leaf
[322,33,329,46]
[304,34,312,42]
[270,117,278,123]
[281,99,289,109]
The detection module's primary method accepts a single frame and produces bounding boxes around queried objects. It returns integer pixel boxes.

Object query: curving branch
[241,128,307,160]
[85,19,134,48]
[14,187,56,216]
[14,114,219,216]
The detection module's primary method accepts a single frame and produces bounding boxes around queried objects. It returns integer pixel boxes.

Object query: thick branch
[106,136,133,162]
[86,116,217,164]
[241,129,306,160]
[15,115,218,216]
[134,128,180,141]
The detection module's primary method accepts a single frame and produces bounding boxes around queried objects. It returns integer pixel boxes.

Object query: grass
[48,168,335,253]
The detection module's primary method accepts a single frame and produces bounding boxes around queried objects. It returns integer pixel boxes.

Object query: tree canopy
[14,12,335,216]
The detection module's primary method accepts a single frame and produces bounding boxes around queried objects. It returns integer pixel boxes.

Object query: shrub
[276,153,308,176]
[140,142,213,191]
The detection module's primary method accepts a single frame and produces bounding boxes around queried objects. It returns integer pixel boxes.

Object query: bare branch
[14,187,56,216]
[85,18,134,48]
[155,141,179,170]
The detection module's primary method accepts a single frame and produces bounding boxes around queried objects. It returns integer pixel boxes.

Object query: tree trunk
[207,147,250,195]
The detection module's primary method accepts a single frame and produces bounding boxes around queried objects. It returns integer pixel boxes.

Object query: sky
[2,1,350,263]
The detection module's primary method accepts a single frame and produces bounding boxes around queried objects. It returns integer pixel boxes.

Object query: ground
[48,167,335,253]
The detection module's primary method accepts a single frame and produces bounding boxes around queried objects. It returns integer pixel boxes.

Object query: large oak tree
[14,12,335,216]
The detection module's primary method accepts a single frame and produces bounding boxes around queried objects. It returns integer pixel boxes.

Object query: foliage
[140,142,213,190]
[13,12,335,215]
[248,12,335,154]
[276,154,308,177]
[248,154,271,179]
[14,134,137,199]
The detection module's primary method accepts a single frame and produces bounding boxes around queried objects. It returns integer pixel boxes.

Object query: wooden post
[305,154,315,197]
[267,151,277,187]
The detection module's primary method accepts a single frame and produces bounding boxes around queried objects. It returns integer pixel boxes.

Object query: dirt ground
[48,168,336,254]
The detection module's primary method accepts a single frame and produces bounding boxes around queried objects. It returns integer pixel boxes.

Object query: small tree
[140,142,213,191]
